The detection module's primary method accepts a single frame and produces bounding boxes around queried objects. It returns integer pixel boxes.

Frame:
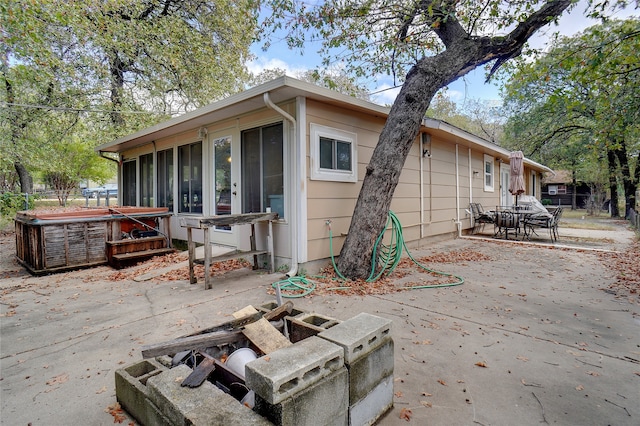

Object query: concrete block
[318,312,392,364]
[147,364,271,426]
[115,358,170,426]
[254,367,349,426]
[287,313,341,343]
[346,337,394,404]
[245,336,344,405]
[349,374,394,426]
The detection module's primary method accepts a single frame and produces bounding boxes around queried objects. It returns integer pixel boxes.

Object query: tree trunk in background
[14,162,33,194]
[614,143,636,217]
[607,149,619,217]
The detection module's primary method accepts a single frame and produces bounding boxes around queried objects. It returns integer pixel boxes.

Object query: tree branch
[486,0,572,80]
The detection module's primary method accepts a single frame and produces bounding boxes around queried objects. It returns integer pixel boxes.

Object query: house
[96,76,551,274]
[542,170,593,209]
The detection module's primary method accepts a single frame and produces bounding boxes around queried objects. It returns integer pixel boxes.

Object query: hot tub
[15,207,172,275]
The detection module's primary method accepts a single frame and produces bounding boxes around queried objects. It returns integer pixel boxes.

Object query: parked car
[83,184,118,198]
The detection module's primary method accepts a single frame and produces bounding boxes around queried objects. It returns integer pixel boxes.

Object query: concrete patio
[1,216,638,425]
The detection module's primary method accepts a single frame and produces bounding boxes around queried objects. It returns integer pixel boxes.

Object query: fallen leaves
[516,355,529,362]
[105,402,127,423]
[575,384,585,391]
[46,373,69,386]
[437,379,447,386]
[399,407,413,421]
[474,361,488,368]
[597,240,640,304]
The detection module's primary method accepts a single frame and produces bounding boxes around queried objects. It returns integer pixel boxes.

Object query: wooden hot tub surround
[15,207,173,275]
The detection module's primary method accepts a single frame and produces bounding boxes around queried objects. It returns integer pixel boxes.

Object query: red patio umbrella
[509,151,525,205]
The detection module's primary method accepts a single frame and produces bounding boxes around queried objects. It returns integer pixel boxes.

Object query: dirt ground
[1,213,639,425]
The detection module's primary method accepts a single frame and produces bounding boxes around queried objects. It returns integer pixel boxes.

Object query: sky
[248,1,638,107]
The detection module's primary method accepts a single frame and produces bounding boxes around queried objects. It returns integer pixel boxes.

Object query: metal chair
[469,203,495,234]
[494,210,519,240]
[522,207,563,242]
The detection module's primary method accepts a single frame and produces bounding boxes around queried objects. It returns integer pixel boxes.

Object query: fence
[628,208,640,232]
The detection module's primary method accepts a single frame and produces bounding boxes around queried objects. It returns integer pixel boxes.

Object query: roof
[542,170,575,184]
[96,76,389,153]
[96,76,551,173]
[421,119,552,173]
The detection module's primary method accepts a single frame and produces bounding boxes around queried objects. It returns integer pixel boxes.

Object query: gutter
[263,92,298,277]
[99,151,120,164]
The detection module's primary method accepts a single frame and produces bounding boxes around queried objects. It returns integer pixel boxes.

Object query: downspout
[263,92,298,277]
[420,135,425,239]
[455,144,462,237]
[152,141,157,208]
[468,148,473,204]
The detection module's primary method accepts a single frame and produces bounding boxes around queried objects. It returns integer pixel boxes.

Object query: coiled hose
[272,211,464,297]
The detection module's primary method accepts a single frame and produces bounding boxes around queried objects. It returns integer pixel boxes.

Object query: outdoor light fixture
[473,171,480,177]
[421,132,431,157]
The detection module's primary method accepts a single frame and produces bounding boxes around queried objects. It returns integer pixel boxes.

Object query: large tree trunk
[336,62,445,278]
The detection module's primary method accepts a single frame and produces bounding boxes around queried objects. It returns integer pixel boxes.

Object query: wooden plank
[242,318,292,354]
[184,311,263,337]
[181,358,216,388]
[180,212,278,229]
[111,248,174,261]
[193,250,267,265]
[232,305,259,318]
[141,329,244,359]
[231,305,291,353]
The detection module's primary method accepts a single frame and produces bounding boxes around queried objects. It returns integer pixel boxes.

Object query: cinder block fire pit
[115,304,393,426]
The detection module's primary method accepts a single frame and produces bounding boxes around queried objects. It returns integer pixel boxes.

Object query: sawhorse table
[179,212,278,289]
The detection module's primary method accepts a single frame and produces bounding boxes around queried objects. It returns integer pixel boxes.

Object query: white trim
[309,123,358,183]
[297,97,308,263]
[483,154,495,192]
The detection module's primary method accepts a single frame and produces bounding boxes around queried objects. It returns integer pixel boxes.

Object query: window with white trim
[483,154,494,192]
[310,123,357,182]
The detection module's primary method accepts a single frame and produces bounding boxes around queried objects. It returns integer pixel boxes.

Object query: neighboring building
[96,76,551,273]
[542,170,592,209]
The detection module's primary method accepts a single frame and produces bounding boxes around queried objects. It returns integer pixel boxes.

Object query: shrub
[0,192,35,217]
[541,198,552,206]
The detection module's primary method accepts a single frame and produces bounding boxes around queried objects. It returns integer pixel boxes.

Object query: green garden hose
[272,211,464,297]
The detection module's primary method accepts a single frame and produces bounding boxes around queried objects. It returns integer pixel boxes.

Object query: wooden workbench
[179,212,278,289]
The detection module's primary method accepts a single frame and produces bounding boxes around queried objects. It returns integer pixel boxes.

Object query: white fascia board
[422,118,552,173]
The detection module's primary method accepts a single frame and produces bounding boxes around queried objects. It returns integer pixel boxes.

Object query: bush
[541,199,552,206]
[0,192,36,217]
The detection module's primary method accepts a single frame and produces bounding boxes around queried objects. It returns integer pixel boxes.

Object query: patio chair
[522,207,563,242]
[494,210,519,240]
[469,203,495,234]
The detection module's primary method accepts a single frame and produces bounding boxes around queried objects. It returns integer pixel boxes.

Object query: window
[178,141,202,214]
[139,153,153,207]
[122,160,137,206]
[548,185,558,195]
[558,185,567,194]
[483,155,494,192]
[242,123,284,218]
[530,171,537,197]
[310,123,357,182]
[157,148,173,211]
